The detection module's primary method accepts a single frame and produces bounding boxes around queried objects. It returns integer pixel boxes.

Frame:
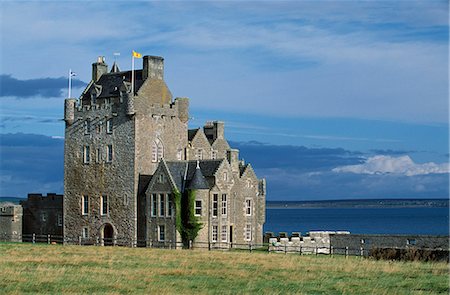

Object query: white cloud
[332,155,449,176]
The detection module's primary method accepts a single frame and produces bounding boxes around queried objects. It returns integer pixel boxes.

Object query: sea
[264,207,449,236]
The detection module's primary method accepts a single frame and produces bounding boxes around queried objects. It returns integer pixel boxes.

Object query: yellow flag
[132,50,142,58]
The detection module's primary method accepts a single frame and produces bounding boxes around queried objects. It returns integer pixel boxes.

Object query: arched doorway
[103,223,114,246]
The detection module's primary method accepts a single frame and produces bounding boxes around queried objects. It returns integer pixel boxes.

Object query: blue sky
[0,1,448,200]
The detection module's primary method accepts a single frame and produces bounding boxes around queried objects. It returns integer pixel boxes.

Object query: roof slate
[164,160,223,191]
[81,70,144,100]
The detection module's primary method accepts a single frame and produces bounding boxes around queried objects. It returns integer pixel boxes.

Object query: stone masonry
[64,55,266,246]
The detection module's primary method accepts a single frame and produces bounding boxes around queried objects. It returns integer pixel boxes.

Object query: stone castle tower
[64,55,265,246]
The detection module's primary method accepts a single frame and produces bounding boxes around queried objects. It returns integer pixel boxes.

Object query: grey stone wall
[64,99,136,243]
[21,193,63,237]
[0,205,22,242]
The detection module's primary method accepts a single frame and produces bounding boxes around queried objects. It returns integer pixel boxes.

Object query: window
[246,179,251,188]
[151,194,157,217]
[96,148,101,163]
[177,149,183,160]
[106,145,113,162]
[106,119,113,134]
[123,195,129,206]
[245,199,252,216]
[40,212,47,222]
[211,150,217,159]
[101,195,108,215]
[57,214,63,226]
[212,225,218,242]
[96,121,103,134]
[158,174,165,183]
[361,239,371,244]
[196,149,203,160]
[168,196,173,217]
[194,200,202,216]
[84,119,91,135]
[152,139,164,162]
[223,172,228,181]
[158,225,165,241]
[160,194,165,217]
[221,225,227,242]
[245,224,252,241]
[82,195,89,215]
[221,194,227,216]
[212,194,218,217]
[83,146,90,164]
[82,227,89,239]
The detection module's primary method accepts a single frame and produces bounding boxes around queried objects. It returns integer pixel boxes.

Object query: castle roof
[110,62,120,73]
[81,70,145,101]
[164,160,223,191]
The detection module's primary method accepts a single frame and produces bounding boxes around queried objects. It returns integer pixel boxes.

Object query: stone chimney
[143,55,164,80]
[227,149,239,174]
[92,56,108,82]
[204,121,224,141]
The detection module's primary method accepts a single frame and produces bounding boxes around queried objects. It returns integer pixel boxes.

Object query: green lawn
[0,243,448,294]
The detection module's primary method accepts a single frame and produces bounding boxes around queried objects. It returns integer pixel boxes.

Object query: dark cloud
[0,133,64,197]
[230,140,364,171]
[0,74,86,98]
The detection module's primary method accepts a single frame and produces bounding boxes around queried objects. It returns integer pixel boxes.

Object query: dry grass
[0,243,448,294]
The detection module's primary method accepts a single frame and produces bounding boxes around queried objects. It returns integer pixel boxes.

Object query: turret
[143,55,164,80]
[64,98,76,125]
[92,56,108,82]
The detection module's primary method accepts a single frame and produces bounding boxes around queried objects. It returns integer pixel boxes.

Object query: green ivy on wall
[173,189,202,248]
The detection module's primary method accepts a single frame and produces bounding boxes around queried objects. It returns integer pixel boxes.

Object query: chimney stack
[92,56,108,82]
[143,55,164,80]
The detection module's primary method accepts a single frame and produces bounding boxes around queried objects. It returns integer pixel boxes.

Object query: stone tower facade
[64,55,265,246]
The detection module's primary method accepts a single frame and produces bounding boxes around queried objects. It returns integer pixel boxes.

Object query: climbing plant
[173,189,202,248]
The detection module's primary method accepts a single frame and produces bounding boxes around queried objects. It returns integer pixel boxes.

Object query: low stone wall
[268,231,350,254]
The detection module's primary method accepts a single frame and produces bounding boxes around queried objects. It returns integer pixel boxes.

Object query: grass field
[0,243,448,294]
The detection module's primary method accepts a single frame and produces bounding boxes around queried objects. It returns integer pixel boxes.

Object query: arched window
[152,139,164,162]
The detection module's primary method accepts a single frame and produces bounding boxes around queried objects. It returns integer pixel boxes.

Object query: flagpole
[68,69,72,98]
[131,55,135,96]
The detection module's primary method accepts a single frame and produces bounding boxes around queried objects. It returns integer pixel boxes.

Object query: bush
[370,247,449,262]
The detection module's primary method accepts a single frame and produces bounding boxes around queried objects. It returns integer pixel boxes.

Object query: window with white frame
[84,119,91,135]
[101,195,108,215]
[194,200,202,216]
[223,172,228,181]
[158,225,165,241]
[177,149,183,160]
[196,149,203,160]
[246,179,251,188]
[106,145,113,162]
[221,194,227,216]
[106,119,113,134]
[245,224,252,241]
[245,199,252,216]
[151,194,157,217]
[83,146,90,164]
[212,225,218,242]
[168,195,173,217]
[221,225,227,242]
[159,194,165,217]
[96,148,101,163]
[82,227,89,239]
[82,195,89,215]
[212,194,218,217]
[152,139,164,162]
